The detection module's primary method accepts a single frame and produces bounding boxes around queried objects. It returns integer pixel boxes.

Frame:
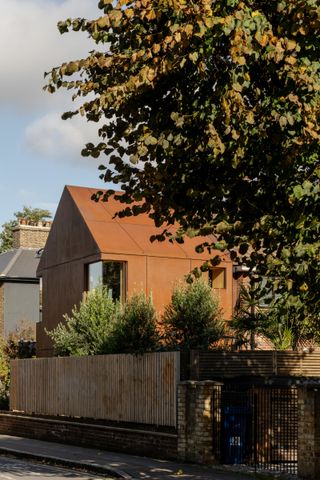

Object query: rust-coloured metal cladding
[37,185,234,357]
[72,185,215,258]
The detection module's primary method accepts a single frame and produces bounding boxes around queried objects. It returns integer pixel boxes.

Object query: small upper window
[209,268,226,289]
[88,261,126,301]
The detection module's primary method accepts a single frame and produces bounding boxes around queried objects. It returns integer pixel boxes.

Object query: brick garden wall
[298,387,320,480]
[0,412,177,460]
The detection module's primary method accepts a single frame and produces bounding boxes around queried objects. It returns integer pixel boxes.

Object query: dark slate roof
[0,249,39,279]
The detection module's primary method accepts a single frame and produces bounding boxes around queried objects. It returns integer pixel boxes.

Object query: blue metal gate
[219,384,298,475]
[221,391,252,464]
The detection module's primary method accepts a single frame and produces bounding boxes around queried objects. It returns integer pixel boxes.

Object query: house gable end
[37,187,100,274]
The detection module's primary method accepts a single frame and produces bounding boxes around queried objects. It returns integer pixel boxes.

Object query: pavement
[0,434,264,480]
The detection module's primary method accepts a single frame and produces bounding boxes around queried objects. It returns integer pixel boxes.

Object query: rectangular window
[88,261,103,290]
[39,277,43,322]
[209,268,226,289]
[88,261,126,301]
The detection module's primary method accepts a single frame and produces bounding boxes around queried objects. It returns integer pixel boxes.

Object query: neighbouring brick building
[0,220,51,338]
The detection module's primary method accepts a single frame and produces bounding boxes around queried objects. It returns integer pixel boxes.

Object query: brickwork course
[298,387,320,480]
[178,380,222,464]
[0,413,177,461]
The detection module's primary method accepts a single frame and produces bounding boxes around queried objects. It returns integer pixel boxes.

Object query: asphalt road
[0,456,110,480]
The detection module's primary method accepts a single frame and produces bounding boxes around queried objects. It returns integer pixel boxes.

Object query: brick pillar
[177,380,222,464]
[298,386,320,480]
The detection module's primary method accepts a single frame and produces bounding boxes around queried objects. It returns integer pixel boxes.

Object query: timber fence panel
[190,350,320,380]
[9,352,179,427]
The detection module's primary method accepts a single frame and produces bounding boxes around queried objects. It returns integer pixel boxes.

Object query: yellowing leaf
[109,9,123,26]
[97,16,110,28]
[174,31,181,43]
[144,135,158,145]
[299,26,307,35]
[98,56,113,68]
[189,52,198,63]
[185,24,193,36]
[255,32,269,47]
[236,56,246,66]
[246,111,255,124]
[152,44,161,54]
[146,9,156,21]
[232,82,243,92]
[125,9,134,19]
[204,17,214,28]
[231,129,240,140]
[146,68,156,82]
[286,39,297,51]
[279,116,287,128]
[285,56,297,65]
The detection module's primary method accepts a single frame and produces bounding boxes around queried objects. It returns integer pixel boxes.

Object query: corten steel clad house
[37,185,235,357]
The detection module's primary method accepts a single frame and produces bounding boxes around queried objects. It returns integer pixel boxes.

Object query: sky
[0,0,107,226]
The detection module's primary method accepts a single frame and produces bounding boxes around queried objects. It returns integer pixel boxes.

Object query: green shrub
[110,291,159,354]
[264,301,317,351]
[0,321,36,410]
[48,288,120,356]
[0,340,10,410]
[230,283,270,350]
[162,278,224,350]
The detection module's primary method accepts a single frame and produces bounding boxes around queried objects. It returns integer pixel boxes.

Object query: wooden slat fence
[190,351,320,380]
[10,352,180,427]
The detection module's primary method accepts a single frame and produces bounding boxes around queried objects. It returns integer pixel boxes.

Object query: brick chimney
[12,220,52,249]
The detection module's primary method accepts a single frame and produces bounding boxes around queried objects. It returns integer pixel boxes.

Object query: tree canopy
[46,0,320,332]
[162,278,224,350]
[0,206,52,253]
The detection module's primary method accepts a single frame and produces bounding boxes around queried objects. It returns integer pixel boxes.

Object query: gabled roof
[67,185,219,259]
[0,248,39,280]
[38,185,229,273]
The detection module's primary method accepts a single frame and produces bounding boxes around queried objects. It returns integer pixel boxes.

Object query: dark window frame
[86,260,127,302]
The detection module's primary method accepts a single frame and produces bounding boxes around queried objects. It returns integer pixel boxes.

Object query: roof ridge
[2,249,23,276]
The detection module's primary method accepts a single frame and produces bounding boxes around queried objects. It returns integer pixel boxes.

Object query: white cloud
[25,112,100,163]
[0,0,99,111]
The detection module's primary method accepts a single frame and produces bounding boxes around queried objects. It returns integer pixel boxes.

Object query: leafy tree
[0,206,52,253]
[231,283,270,350]
[231,283,317,350]
[46,1,320,332]
[0,340,10,409]
[162,278,224,350]
[0,321,36,409]
[47,288,120,356]
[110,291,159,354]
[49,289,159,356]
[265,300,318,350]
[0,221,16,254]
